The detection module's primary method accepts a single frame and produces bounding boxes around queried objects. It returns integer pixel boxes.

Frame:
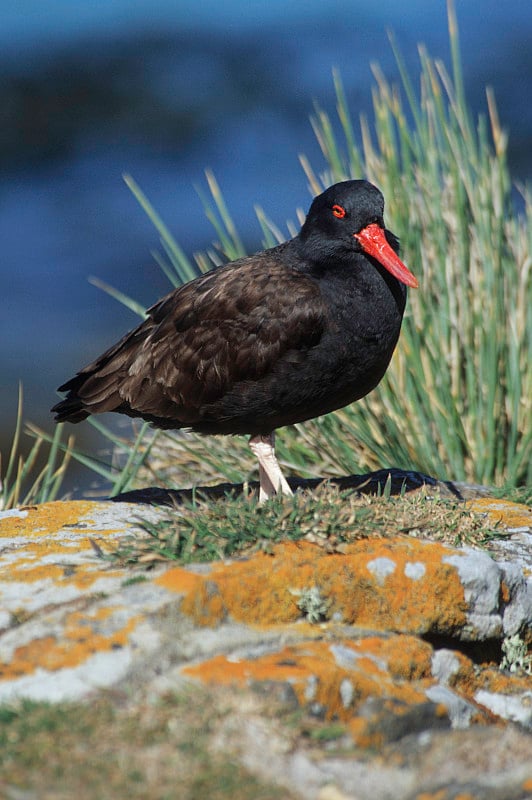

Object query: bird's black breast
[192,254,407,436]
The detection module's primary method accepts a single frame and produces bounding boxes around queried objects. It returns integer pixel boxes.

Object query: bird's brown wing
[54,255,327,426]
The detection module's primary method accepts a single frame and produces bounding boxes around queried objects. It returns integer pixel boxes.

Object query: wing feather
[52,252,327,428]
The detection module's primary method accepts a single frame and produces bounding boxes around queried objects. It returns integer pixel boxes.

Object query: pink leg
[248,433,293,502]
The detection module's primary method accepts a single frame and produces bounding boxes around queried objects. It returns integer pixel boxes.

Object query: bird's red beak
[354,223,418,289]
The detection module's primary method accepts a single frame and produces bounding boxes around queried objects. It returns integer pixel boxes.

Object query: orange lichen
[6,563,67,583]
[476,667,532,696]
[8,538,95,560]
[3,546,124,589]
[182,650,309,687]
[156,567,207,595]
[157,545,302,627]
[348,635,433,680]
[0,607,139,680]
[4,561,122,590]
[158,538,468,634]
[180,579,227,627]
[469,498,532,530]
[348,717,386,750]
[0,501,98,539]
[0,501,131,589]
[500,581,511,604]
[183,637,429,721]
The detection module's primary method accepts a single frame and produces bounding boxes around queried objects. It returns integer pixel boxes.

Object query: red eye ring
[332,204,346,219]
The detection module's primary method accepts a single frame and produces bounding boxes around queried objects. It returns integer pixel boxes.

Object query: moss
[0,689,295,799]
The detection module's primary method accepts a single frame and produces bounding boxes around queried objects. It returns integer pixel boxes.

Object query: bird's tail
[51,376,91,423]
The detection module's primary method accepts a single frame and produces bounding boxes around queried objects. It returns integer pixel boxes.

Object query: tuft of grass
[0,386,74,509]
[121,574,149,587]
[307,722,347,742]
[301,20,531,488]
[490,485,532,506]
[29,416,163,499]
[107,487,499,568]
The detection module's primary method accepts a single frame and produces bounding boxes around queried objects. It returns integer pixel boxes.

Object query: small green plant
[308,723,347,742]
[121,575,149,587]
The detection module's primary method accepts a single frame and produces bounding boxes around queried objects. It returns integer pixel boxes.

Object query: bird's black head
[298,179,418,288]
[299,180,385,256]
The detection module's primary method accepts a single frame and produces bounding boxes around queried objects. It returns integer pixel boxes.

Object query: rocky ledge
[0,478,531,799]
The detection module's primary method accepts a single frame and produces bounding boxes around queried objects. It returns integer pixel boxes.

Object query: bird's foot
[248,433,293,502]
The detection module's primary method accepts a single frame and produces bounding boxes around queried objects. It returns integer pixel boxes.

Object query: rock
[0,492,531,798]
[111,467,492,505]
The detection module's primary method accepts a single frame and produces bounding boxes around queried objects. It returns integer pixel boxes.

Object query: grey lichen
[290,585,331,623]
[500,634,532,675]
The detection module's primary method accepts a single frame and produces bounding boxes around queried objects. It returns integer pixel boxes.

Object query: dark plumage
[52,179,418,499]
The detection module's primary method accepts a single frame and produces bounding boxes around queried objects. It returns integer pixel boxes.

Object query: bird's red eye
[332,204,346,219]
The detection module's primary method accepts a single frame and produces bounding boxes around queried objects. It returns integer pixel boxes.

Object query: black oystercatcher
[52,180,418,500]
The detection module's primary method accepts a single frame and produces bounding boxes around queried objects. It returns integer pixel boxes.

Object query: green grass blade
[123,174,199,285]
[88,277,147,318]
[2,383,24,498]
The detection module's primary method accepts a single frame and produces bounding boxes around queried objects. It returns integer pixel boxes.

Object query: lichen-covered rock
[156,533,531,642]
[0,495,531,799]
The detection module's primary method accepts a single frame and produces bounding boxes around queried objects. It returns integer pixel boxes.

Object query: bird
[52,179,418,501]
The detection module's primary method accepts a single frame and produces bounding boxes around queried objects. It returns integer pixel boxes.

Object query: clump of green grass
[108,487,497,568]
[304,7,531,488]
[490,485,532,506]
[0,386,74,509]
[1,389,158,506]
